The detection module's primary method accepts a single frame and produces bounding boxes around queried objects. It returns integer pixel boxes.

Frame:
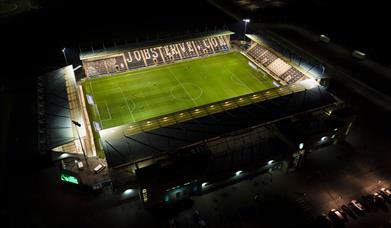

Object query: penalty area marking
[98,100,112,121]
[119,87,136,122]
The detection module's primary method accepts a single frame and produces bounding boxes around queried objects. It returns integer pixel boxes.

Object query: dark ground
[1,0,391,227]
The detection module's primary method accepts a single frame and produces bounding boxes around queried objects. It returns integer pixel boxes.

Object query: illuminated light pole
[72,120,90,170]
[242,19,250,42]
[62,48,68,65]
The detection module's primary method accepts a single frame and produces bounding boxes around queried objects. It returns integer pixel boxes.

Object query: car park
[379,188,391,202]
[348,200,365,216]
[372,192,386,206]
[316,214,332,227]
[359,195,373,212]
[328,209,346,224]
[341,204,357,219]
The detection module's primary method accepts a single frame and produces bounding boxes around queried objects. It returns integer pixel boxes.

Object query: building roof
[102,85,338,167]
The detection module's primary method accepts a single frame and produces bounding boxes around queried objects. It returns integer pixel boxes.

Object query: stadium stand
[246,43,306,84]
[247,44,267,60]
[258,51,278,66]
[82,35,231,77]
[267,58,291,77]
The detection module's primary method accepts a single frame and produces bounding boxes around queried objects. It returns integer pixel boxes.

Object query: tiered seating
[246,44,305,84]
[280,68,305,84]
[85,60,109,76]
[84,35,231,77]
[124,50,147,69]
[210,36,229,52]
[247,44,267,60]
[178,42,199,60]
[258,51,277,66]
[267,58,291,77]
[105,56,127,73]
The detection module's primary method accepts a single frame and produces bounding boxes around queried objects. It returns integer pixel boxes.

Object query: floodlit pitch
[82,52,276,130]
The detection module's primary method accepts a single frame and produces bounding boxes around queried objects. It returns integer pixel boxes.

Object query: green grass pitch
[82,51,276,130]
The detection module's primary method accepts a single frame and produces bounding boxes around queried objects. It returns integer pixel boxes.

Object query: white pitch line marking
[168,67,198,107]
[119,87,135,122]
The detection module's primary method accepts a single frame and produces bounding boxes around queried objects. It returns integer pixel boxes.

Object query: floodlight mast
[242,19,250,42]
[72,120,90,170]
[62,48,68,65]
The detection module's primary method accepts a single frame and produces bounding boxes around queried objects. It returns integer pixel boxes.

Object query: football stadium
[41,30,353,205]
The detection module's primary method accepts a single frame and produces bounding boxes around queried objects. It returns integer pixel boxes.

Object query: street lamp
[72,120,89,170]
[62,48,68,65]
[242,19,250,42]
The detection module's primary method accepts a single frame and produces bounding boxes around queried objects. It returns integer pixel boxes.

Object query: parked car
[348,200,365,216]
[379,188,391,202]
[328,209,346,223]
[359,195,373,212]
[373,192,386,206]
[316,214,332,227]
[341,204,357,219]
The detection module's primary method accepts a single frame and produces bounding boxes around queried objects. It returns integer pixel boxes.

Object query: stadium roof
[101,85,339,167]
[40,66,74,151]
[80,30,234,60]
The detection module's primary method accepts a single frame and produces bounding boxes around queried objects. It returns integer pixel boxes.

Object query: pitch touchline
[168,67,198,107]
[89,82,103,127]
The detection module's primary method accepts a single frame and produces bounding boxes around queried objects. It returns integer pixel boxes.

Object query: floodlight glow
[59,153,69,159]
[202,182,208,187]
[87,95,94,104]
[331,134,335,139]
[299,143,304,150]
[93,121,101,131]
[235,170,243,176]
[321,136,328,141]
[243,19,250,23]
[267,160,274,165]
[123,189,134,196]
[62,48,65,53]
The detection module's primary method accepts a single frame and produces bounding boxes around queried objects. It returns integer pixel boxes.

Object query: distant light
[235,170,243,176]
[334,128,338,131]
[299,143,304,150]
[62,48,65,53]
[321,136,328,141]
[59,153,69,159]
[267,160,274,165]
[202,182,208,187]
[123,189,134,196]
[243,19,250,23]
[331,134,336,139]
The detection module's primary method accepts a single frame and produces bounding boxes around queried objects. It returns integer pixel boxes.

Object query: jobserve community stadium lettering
[83,35,230,77]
